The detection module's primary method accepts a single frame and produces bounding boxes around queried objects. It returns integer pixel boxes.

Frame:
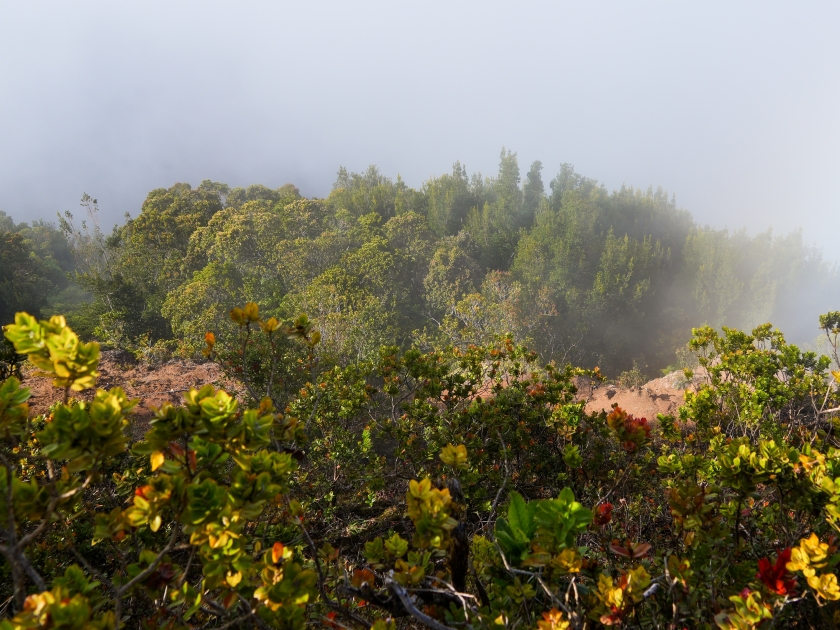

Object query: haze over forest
[1,2,839,255]
[7,5,840,627]
[1,1,839,376]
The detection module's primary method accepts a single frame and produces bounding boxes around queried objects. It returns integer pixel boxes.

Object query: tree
[0,232,52,324]
[522,159,545,226]
[464,149,525,271]
[423,234,482,319]
[422,162,476,237]
[328,166,422,221]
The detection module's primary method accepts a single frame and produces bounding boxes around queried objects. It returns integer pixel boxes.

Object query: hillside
[23,353,701,426]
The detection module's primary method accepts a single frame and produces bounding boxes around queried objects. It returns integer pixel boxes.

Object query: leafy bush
[50,159,840,379]
[3,308,840,628]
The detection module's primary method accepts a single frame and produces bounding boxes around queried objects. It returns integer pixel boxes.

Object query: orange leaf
[351,568,376,589]
[272,542,285,564]
[135,485,152,499]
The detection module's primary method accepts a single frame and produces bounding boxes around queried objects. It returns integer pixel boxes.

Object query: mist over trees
[4,151,840,628]
[2,150,837,376]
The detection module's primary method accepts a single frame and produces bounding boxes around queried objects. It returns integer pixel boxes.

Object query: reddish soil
[20,350,704,429]
[21,351,237,430]
[578,369,708,420]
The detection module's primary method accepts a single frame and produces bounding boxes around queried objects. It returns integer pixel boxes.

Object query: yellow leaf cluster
[440,443,468,469]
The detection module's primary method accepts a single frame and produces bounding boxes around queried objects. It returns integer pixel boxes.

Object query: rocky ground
[578,368,707,419]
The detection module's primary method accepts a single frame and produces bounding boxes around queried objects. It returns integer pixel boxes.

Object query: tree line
[2,150,837,376]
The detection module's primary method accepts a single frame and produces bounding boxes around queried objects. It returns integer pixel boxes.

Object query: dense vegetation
[2,153,840,628]
[4,151,835,377]
[2,307,840,628]
[0,210,82,331]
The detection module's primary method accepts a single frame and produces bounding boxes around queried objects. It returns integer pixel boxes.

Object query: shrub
[2,309,840,628]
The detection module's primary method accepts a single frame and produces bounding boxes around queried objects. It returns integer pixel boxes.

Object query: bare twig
[385,574,455,630]
[485,430,510,534]
[293,513,372,629]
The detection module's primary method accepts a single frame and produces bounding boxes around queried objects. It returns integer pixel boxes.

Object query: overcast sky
[1,1,838,258]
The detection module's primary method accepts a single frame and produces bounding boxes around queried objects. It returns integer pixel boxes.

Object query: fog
[1,1,839,258]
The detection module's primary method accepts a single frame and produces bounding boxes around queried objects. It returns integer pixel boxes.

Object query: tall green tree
[522,159,545,226]
[0,231,52,324]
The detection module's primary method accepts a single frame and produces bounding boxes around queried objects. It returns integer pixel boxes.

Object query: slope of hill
[23,353,703,426]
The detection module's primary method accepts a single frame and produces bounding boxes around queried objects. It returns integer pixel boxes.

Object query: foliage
[0,311,318,628]
[2,149,840,630]
[18,151,833,378]
[0,211,80,330]
[3,306,840,628]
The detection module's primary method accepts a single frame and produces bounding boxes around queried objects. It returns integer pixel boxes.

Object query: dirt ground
[22,350,235,426]
[21,351,704,427]
[579,368,708,419]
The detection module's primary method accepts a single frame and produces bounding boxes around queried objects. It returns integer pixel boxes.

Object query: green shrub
[3,308,840,628]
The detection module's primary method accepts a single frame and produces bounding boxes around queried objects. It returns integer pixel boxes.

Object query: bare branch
[385,574,455,630]
[485,430,509,534]
[293,513,372,629]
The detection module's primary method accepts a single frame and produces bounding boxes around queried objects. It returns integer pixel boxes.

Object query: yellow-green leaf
[151,451,165,471]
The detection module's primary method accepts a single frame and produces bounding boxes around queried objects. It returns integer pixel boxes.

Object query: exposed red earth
[22,350,704,429]
[21,351,242,437]
[578,369,707,419]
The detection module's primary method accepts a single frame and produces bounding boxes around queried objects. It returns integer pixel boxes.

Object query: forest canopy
[2,150,837,376]
[3,153,840,628]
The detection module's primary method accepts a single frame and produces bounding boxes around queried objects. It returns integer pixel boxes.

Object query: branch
[239,325,263,404]
[294,514,372,629]
[595,461,634,507]
[485,430,509,534]
[336,584,407,618]
[0,452,47,602]
[69,542,114,592]
[116,526,179,596]
[0,542,47,592]
[385,574,456,630]
[18,474,94,549]
[265,333,279,400]
[494,543,574,618]
[109,525,179,628]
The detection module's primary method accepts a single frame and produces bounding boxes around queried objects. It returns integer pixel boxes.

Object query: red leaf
[756,548,796,596]
[594,503,613,526]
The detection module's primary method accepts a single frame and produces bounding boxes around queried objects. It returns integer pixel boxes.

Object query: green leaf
[507,491,536,539]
